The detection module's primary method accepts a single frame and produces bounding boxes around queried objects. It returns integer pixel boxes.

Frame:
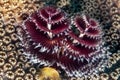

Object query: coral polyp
[21,6,106,77]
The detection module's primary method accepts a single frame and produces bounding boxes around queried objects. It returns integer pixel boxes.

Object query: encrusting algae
[38,67,61,80]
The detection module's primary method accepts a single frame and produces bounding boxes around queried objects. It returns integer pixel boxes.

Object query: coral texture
[0,0,120,80]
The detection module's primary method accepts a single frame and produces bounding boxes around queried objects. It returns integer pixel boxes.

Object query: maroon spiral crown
[21,6,103,77]
[65,14,102,58]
